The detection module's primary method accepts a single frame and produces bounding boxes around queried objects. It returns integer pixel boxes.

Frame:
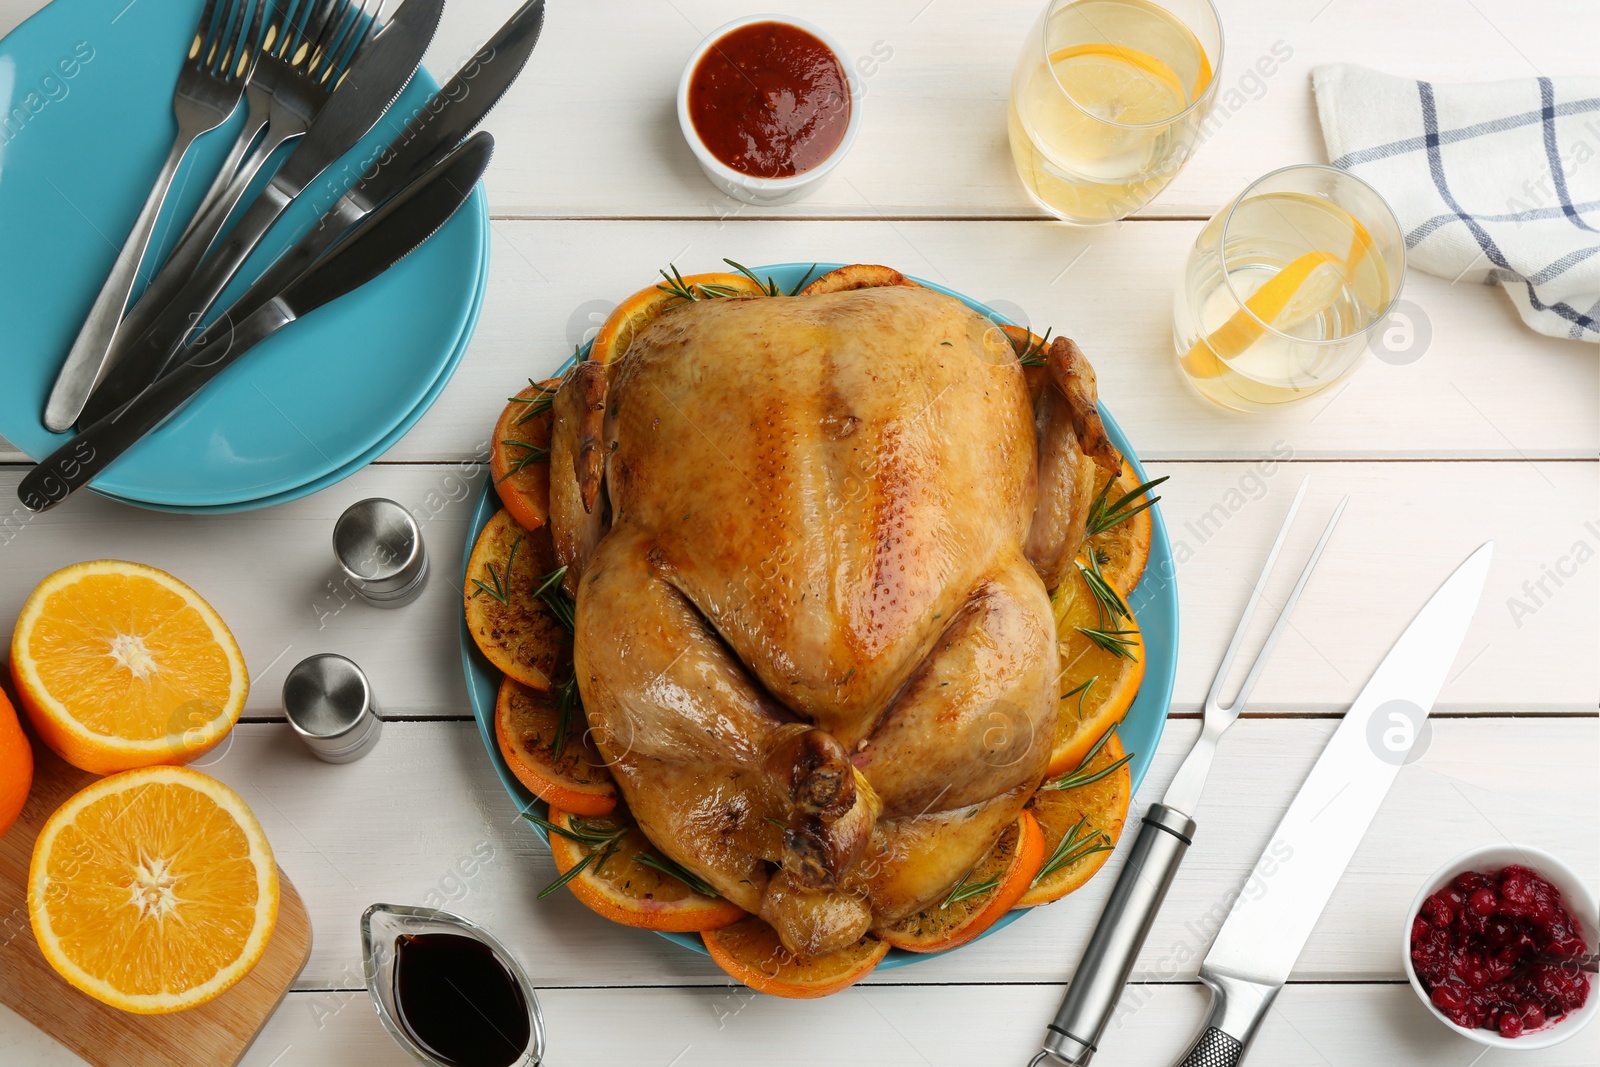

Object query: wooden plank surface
[4,461,1591,719]
[0,747,312,1067]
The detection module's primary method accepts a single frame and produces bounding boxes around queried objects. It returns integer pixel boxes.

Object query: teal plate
[0,0,488,509]
[460,264,1179,968]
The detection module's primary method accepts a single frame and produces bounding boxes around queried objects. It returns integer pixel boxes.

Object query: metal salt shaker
[333,497,429,607]
[282,654,383,763]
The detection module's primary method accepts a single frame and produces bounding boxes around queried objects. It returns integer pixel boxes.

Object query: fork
[115,0,381,353]
[43,0,264,434]
[1035,478,1348,1067]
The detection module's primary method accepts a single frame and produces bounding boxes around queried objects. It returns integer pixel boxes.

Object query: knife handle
[1168,968,1280,1067]
[1036,803,1196,1066]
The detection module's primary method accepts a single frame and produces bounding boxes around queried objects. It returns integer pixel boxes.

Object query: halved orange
[544,805,746,933]
[589,272,767,365]
[1046,563,1145,778]
[496,677,617,816]
[491,379,560,533]
[10,560,248,775]
[1086,460,1157,597]
[28,766,278,1014]
[464,511,571,690]
[880,809,1046,953]
[0,687,33,839]
[1020,730,1132,907]
[703,916,889,998]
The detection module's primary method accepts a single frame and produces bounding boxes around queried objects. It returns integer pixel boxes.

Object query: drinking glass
[1174,165,1406,411]
[1008,0,1222,224]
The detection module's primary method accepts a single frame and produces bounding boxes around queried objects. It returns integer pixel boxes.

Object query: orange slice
[1047,563,1145,778]
[797,264,921,296]
[464,512,571,690]
[589,271,767,364]
[491,379,560,533]
[9,560,248,775]
[703,916,889,998]
[1085,460,1158,597]
[1181,251,1346,379]
[541,805,747,933]
[496,677,617,816]
[880,810,1046,953]
[28,766,278,1014]
[0,688,33,839]
[1020,730,1132,907]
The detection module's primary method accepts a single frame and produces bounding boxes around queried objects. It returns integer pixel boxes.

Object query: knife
[1165,541,1493,1067]
[17,132,493,514]
[76,0,448,427]
[179,0,544,339]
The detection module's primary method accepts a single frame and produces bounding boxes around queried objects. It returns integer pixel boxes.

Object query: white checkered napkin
[1312,63,1600,342]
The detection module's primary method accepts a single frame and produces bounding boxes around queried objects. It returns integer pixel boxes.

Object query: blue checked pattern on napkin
[1312,64,1600,343]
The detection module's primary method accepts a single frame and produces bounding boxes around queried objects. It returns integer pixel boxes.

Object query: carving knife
[1034,540,1495,1066]
[17,132,493,513]
[77,0,448,427]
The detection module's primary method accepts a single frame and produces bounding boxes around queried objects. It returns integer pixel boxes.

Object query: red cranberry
[1432,982,1468,1014]
[1469,887,1499,916]
[1522,1003,1547,1031]
[1421,894,1455,928]
[1498,1011,1524,1038]
[1454,871,1491,894]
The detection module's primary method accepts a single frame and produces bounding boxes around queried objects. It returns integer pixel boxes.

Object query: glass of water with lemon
[1008,0,1220,224]
[1175,165,1406,411]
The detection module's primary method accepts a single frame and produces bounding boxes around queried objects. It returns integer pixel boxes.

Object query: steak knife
[17,132,493,513]
[1145,542,1491,1066]
[183,0,544,336]
[77,0,448,427]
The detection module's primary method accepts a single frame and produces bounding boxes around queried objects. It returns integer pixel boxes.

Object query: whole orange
[0,685,34,838]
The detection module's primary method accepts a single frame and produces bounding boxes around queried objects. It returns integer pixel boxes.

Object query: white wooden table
[2,1,1597,1064]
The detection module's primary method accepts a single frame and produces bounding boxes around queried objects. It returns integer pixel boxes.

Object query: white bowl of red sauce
[1404,844,1597,1050]
[677,15,861,206]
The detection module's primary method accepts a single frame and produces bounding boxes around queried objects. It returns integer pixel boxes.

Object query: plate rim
[458,262,1179,968]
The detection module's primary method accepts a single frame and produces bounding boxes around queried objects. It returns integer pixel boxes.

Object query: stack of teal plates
[0,0,488,513]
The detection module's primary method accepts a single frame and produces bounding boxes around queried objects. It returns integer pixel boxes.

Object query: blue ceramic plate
[0,0,488,509]
[460,264,1179,968]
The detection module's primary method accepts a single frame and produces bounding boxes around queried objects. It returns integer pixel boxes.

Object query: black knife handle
[1038,803,1196,1066]
[1174,1029,1242,1067]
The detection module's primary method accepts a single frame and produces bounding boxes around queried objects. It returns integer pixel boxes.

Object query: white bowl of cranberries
[1405,844,1597,1049]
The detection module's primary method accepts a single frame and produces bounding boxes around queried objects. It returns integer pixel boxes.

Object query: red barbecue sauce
[688,22,850,178]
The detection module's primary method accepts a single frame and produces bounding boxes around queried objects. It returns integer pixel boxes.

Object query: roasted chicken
[549,269,1118,955]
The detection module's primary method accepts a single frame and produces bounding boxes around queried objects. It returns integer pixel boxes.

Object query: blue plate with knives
[0,0,500,510]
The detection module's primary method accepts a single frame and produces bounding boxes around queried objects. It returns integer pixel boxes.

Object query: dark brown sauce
[688,21,850,178]
[393,932,530,1067]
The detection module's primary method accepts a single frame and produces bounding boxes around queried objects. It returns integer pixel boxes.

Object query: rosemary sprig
[722,258,781,297]
[550,675,579,758]
[636,852,721,898]
[787,264,818,295]
[469,535,521,605]
[531,565,576,632]
[1086,474,1170,538]
[1032,816,1114,885]
[1077,625,1140,660]
[1016,326,1054,367]
[523,813,629,898]
[1061,676,1097,721]
[494,440,549,484]
[1078,551,1131,627]
[508,378,560,425]
[1040,727,1134,792]
[942,868,1002,909]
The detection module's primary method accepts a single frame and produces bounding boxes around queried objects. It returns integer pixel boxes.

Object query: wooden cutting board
[0,744,312,1067]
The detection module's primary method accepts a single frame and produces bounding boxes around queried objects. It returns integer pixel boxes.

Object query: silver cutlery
[204,0,545,331]
[17,132,494,514]
[1033,478,1347,1066]
[76,0,447,427]
[43,0,265,433]
[1159,541,1492,1067]
[118,0,383,352]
